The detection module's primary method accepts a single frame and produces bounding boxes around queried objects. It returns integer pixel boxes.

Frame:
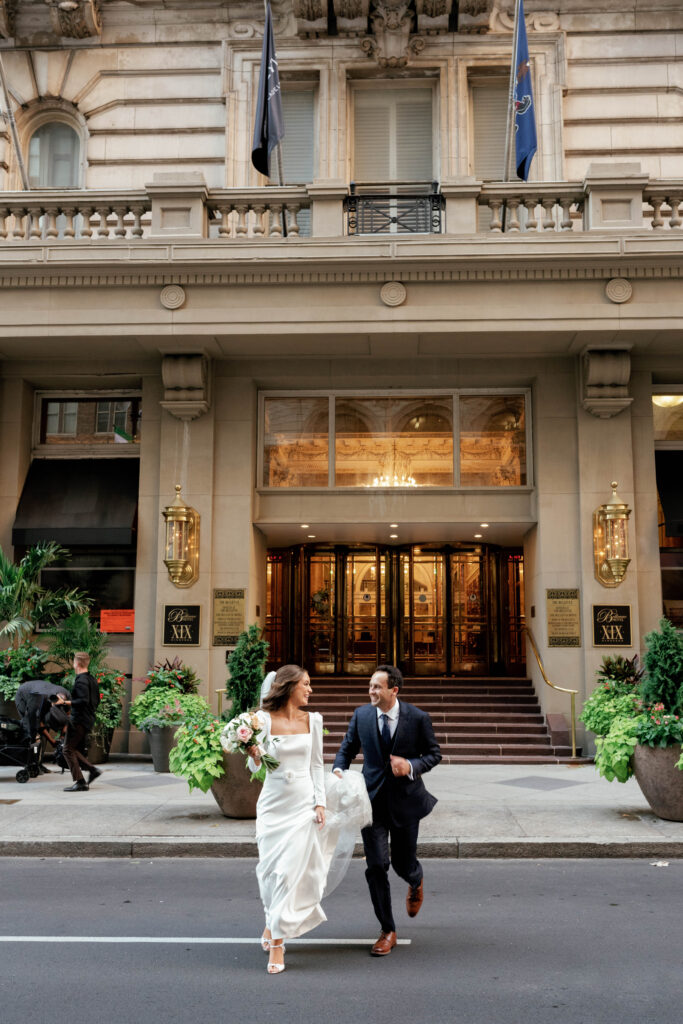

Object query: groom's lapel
[392,700,410,752]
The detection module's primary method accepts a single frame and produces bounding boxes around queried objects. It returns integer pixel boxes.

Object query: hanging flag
[513,0,537,181]
[251,3,285,179]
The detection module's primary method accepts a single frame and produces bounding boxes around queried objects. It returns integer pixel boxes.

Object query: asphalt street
[1,858,680,1024]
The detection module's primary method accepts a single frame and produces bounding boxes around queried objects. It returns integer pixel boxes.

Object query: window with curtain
[353,86,434,183]
[28,122,81,188]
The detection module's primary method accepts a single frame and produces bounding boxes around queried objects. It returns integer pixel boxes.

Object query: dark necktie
[380,712,392,749]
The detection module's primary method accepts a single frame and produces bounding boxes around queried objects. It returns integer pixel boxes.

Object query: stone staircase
[309,676,579,764]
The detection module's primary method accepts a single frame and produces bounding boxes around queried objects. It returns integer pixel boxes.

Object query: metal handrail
[522,625,578,759]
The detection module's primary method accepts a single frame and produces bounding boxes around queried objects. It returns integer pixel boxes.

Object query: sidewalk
[1,758,683,858]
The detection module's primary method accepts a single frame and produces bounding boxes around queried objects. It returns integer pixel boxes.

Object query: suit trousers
[63,721,96,783]
[361,783,422,933]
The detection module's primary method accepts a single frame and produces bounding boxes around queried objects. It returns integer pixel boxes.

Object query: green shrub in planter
[225,624,269,719]
[141,657,200,695]
[129,689,210,732]
[169,715,225,793]
[0,642,49,702]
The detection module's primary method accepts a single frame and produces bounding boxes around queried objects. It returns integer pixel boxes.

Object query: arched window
[28,122,80,188]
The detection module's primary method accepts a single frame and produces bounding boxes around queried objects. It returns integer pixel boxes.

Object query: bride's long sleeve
[310,713,326,807]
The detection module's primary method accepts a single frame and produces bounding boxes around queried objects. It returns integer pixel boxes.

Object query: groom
[333,664,442,956]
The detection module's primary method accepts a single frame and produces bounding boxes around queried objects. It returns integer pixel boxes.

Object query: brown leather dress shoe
[371,931,397,956]
[406,879,424,917]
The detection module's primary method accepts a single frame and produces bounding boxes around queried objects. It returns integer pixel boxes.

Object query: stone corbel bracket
[45,0,102,39]
[160,354,212,422]
[0,0,17,38]
[489,2,560,32]
[361,1,426,67]
[582,349,634,419]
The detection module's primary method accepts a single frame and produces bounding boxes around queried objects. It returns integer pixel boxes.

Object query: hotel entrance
[265,545,525,677]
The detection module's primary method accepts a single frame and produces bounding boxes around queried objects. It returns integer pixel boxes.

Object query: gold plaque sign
[212,588,246,646]
[546,588,581,648]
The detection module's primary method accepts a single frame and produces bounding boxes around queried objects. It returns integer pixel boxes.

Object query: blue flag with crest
[513,0,537,180]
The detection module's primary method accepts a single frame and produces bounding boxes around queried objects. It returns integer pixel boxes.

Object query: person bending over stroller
[54,652,102,792]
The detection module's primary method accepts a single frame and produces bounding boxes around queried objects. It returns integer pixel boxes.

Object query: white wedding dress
[248,709,370,941]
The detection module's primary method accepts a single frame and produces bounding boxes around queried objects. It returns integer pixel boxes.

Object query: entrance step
[308,676,582,765]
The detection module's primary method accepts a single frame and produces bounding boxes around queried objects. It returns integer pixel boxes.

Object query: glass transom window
[260,392,530,489]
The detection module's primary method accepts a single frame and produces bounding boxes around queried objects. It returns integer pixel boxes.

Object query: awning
[12,459,139,547]
[655,450,683,537]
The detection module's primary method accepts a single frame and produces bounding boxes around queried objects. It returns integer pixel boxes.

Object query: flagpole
[260,0,287,236]
[0,53,30,191]
[501,0,522,231]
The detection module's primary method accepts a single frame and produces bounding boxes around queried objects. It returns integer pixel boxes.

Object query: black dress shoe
[88,767,102,785]
[63,780,89,792]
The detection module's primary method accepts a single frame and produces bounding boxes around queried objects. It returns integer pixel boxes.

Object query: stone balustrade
[477,183,586,232]
[643,186,683,230]
[0,172,682,243]
[0,190,151,241]
[208,187,309,238]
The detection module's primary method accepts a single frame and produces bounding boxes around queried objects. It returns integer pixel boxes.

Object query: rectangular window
[280,88,315,236]
[39,397,141,446]
[459,395,527,486]
[334,396,453,487]
[353,86,434,183]
[263,397,329,487]
[39,547,136,618]
[260,391,530,490]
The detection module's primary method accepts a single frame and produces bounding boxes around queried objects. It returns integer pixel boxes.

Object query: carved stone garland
[361,1,425,67]
[44,0,102,39]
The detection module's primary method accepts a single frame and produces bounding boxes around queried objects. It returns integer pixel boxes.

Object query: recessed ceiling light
[301,524,309,528]
[480,523,489,528]
[390,523,398,528]
[307,534,316,539]
[390,534,398,539]
[474,534,482,539]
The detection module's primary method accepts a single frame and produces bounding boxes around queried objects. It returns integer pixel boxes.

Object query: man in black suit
[333,664,442,956]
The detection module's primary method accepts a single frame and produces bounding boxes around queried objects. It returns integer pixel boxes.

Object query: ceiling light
[480,523,489,528]
[474,534,482,539]
[301,524,309,528]
[307,534,316,539]
[390,523,398,528]
[390,534,398,539]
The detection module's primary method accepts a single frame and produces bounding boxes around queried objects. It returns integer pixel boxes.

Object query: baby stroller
[13,679,70,780]
[0,716,41,783]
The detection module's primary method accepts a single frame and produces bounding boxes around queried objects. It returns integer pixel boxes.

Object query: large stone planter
[210,750,263,819]
[87,734,111,765]
[632,743,683,822]
[148,725,176,773]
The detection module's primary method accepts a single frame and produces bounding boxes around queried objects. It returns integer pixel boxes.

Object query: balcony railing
[344,182,444,235]
[0,171,681,244]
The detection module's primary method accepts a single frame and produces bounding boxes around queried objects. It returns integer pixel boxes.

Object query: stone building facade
[0,0,681,753]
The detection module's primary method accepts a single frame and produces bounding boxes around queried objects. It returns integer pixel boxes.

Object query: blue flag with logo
[513,0,537,180]
[251,3,284,178]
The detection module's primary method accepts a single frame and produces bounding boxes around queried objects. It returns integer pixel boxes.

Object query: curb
[2,838,683,859]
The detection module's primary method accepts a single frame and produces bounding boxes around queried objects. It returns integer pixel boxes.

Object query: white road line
[0,936,411,946]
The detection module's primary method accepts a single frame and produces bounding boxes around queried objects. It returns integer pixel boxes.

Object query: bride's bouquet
[220,711,279,783]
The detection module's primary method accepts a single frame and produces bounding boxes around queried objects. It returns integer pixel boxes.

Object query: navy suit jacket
[333,701,442,826]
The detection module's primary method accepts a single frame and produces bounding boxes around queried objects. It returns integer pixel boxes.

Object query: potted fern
[129,659,204,772]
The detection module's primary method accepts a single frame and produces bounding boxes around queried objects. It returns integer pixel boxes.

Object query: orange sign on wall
[100,609,135,633]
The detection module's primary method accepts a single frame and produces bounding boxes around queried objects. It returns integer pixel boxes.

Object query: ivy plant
[594,715,642,783]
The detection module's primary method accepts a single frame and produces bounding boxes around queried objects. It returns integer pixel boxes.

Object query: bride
[246,663,369,975]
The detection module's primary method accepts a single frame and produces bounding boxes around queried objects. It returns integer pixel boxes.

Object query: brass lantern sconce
[162,484,200,588]
[593,481,631,588]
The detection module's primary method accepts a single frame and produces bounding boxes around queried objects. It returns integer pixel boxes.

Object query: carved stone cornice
[0,0,17,37]
[44,0,101,39]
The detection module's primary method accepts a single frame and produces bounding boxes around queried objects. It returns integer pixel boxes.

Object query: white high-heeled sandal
[267,941,286,974]
[260,934,271,952]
